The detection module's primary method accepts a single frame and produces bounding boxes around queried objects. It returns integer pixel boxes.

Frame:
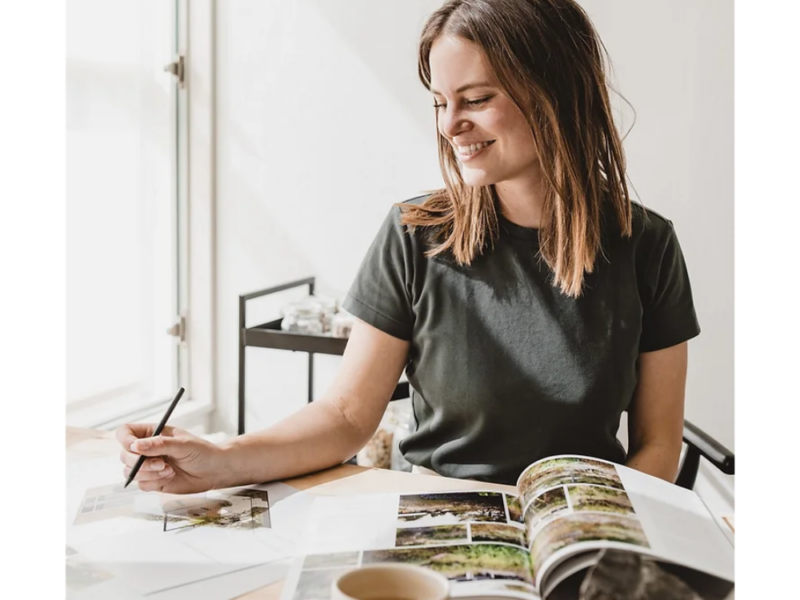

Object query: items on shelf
[280,295,355,338]
[357,399,413,472]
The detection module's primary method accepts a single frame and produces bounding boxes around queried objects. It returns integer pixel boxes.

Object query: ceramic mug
[331,563,450,600]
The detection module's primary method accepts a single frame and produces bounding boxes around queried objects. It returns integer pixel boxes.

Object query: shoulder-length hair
[402,0,632,297]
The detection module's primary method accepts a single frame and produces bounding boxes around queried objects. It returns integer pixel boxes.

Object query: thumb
[130,435,180,457]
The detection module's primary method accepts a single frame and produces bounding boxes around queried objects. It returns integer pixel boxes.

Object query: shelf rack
[238,276,408,434]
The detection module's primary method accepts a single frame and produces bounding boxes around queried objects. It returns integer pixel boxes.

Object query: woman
[118,0,699,492]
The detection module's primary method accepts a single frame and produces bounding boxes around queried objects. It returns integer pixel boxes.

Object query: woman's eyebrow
[430,81,494,95]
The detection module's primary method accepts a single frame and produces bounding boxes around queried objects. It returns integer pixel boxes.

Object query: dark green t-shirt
[342,195,700,485]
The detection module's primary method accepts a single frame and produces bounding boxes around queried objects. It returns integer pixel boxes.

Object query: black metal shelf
[244,318,349,355]
[238,277,409,435]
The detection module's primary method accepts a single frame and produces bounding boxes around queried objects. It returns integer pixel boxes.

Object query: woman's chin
[460,169,497,188]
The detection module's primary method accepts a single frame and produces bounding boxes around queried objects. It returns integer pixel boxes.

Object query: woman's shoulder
[386,193,438,241]
[390,192,435,219]
[602,201,684,268]
[400,193,434,207]
[626,201,679,248]
[371,194,437,252]
[631,201,674,230]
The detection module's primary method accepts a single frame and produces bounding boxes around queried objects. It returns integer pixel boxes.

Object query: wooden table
[67,427,516,600]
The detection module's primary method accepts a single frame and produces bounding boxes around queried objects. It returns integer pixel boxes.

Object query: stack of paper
[66,456,313,599]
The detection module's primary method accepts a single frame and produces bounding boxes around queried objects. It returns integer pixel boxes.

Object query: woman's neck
[494,169,547,229]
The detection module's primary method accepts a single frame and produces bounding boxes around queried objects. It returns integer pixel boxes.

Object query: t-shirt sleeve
[639,221,701,352]
[342,206,415,341]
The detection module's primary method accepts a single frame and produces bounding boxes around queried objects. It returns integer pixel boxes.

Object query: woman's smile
[454,139,495,161]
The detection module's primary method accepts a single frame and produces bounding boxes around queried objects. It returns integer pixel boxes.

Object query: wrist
[213,436,248,489]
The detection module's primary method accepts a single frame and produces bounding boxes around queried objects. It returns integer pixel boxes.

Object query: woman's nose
[438,107,471,139]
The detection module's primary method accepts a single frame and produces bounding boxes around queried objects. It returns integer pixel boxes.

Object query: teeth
[457,141,493,155]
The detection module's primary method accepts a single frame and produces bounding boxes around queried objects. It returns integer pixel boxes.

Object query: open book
[280,455,734,599]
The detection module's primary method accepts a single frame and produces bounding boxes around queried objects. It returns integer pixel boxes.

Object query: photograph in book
[567,484,635,516]
[506,493,524,524]
[470,523,527,548]
[519,457,623,509]
[523,486,570,536]
[363,543,533,586]
[395,524,469,547]
[530,512,649,580]
[397,491,506,526]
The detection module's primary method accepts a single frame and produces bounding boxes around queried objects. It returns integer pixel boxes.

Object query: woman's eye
[433,97,491,110]
[433,96,492,111]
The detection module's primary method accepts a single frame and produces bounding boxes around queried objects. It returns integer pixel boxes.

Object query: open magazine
[280,455,734,599]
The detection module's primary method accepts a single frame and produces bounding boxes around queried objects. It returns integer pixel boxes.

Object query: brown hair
[402,0,632,297]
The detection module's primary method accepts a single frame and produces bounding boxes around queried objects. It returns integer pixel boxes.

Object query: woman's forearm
[625,442,680,483]
[214,399,369,488]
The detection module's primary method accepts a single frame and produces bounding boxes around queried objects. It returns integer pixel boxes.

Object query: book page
[515,455,734,592]
[616,465,734,581]
[290,490,539,599]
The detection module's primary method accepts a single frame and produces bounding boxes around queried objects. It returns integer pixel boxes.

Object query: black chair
[385,381,734,490]
[675,419,735,489]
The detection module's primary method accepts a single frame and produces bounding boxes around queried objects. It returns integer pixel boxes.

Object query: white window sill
[67,391,214,433]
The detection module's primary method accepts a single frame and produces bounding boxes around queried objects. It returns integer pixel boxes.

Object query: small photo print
[291,566,353,600]
[567,485,635,516]
[519,457,623,507]
[302,551,360,570]
[530,512,649,579]
[363,543,533,586]
[73,483,140,525]
[523,486,569,536]
[470,523,527,548]
[160,488,270,531]
[395,524,469,547]
[506,494,523,524]
[398,492,506,526]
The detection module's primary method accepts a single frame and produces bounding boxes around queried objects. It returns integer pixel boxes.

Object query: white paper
[69,558,292,600]
[67,457,314,596]
[300,493,400,554]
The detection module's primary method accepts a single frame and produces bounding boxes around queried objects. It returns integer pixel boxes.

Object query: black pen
[124,387,185,488]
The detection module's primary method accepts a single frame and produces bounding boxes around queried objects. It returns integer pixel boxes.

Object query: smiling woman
[404,0,631,298]
[118,0,703,492]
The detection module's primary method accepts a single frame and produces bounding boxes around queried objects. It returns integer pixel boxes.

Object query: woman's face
[429,34,539,188]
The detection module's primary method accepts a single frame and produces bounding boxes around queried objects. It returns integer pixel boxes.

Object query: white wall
[212,0,734,453]
[580,0,734,452]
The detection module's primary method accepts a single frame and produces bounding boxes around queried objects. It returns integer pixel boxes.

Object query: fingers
[128,433,182,457]
[123,463,175,484]
[116,423,178,453]
[118,449,171,472]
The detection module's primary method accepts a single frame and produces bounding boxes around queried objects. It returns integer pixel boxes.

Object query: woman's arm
[215,318,410,487]
[625,342,688,482]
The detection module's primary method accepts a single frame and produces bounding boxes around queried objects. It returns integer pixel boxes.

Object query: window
[66,0,188,428]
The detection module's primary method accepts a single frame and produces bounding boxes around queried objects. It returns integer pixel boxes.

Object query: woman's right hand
[116,423,228,494]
